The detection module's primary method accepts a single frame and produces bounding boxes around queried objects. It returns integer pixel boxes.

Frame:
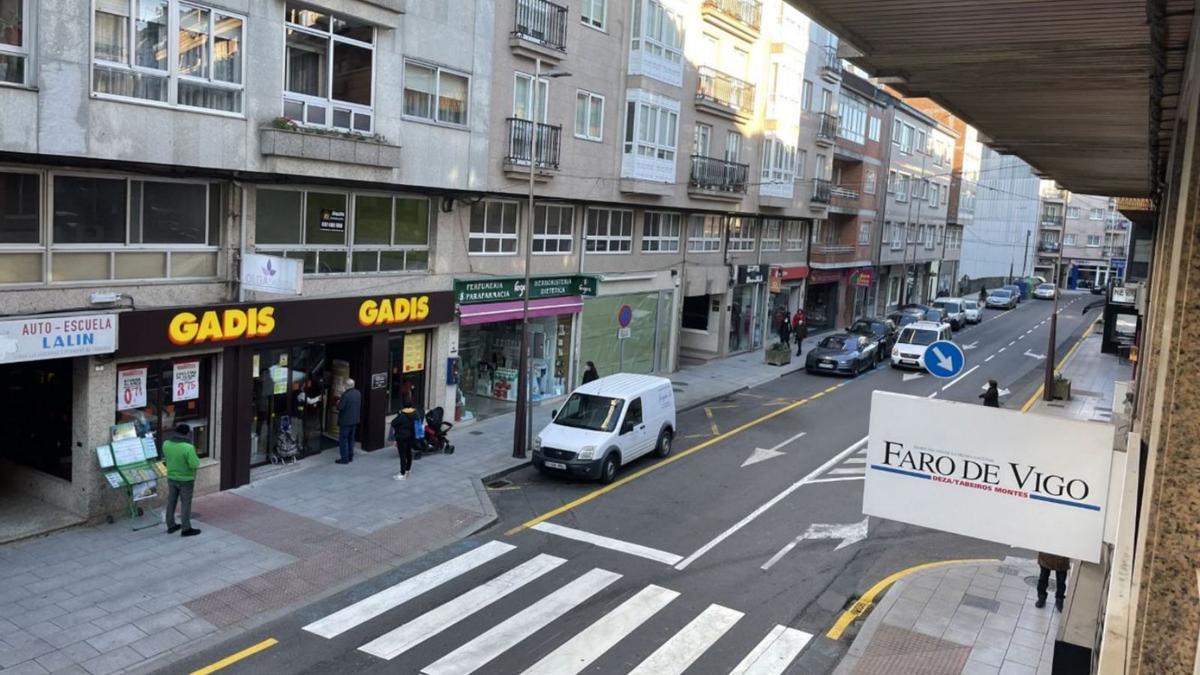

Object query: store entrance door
[805,282,839,331]
[729,285,762,354]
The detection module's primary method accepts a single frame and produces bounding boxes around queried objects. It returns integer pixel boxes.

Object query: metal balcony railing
[506,118,562,169]
[812,243,856,255]
[689,155,749,193]
[811,178,832,204]
[696,66,756,117]
[1040,215,1064,227]
[1037,241,1060,253]
[830,185,859,200]
[513,0,568,52]
[701,0,762,31]
[816,112,838,143]
[820,45,842,78]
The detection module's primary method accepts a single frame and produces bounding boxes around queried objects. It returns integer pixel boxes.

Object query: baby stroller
[416,407,454,458]
[272,415,300,465]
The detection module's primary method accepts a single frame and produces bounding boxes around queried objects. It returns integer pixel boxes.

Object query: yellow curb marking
[704,407,721,436]
[191,638,278,675]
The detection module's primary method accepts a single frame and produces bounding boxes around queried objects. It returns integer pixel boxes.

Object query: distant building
[958,148,1041,285]
[1034,185,1130,288]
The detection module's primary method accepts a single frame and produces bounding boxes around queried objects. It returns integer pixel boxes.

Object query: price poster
[117,367,147,411]
[403,333,426,373]
[173,361,200,402]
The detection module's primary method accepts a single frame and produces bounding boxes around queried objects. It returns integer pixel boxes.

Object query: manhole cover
[486,479,514,489]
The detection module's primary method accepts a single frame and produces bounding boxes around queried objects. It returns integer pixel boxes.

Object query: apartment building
[957,147,1041,285]
[1034,184,1129,288]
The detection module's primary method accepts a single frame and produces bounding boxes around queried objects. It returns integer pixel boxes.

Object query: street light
[514,58,571,459]
[1043,191,1070,401]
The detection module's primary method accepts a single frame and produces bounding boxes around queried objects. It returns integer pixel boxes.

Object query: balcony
[830,185,860,212]
[820,45,842,83]
[810,178,832,206]
[811,242,865,266]
[1037,241,1061,253]
[1040,215,1064,227]
[509,0,568,62]
[701,0,762,41]
[815,113,838,147]
[1040,185,1067,200]
[1102,246,1125,258]
[688,155,749,202]
[695,66,756,120]
[504,118,562,179]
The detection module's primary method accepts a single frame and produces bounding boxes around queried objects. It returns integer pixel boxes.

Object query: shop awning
[457,296,584,326]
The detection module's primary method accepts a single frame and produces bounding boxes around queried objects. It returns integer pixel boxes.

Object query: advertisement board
[241,253,303,296]
[864,391,1114,562]
[0,313,118,364]
[172,361,200,402]
[117,367,147,411]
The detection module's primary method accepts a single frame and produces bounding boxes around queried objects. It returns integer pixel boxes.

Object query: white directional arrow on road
[902,372,924,382]
[962,341,979,351]
[741,431,806,468]
[981,383,1012,396]
[761,517,870,569]
[1024,350,1047,360]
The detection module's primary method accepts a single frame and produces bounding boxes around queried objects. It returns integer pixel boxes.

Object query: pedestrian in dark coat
[778,316,791,346]
[390,395,423,481]
[1036,552,1070,612]
[335,379,361,464]
[979,287,988,304]
[581,361,600,384]
[979,380,1000,407]
[792,308,807,356]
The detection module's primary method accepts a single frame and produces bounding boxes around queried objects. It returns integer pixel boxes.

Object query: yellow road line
[825,559,994,640]
[507,394,822,536]
[704,407,721,436]
[1020,315,1101,413]
[190,638,278,675]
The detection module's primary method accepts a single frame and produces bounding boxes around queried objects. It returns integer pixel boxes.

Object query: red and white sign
[173,361,200,402]
[117,367,147,411]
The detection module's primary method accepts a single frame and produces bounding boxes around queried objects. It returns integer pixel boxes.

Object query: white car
[933,297,967,330]
[1034,283,1057,300]
[961,298,982,324]
[533,374,676,484]
[890,321,953,370]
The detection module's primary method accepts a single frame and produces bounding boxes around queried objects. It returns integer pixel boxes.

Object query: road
[174,294,1098,675]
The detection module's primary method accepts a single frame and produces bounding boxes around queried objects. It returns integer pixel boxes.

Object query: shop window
[532,204,573,254]
[0,0,27,85]
[283,3,373,132]
[469,200,519,255]
[115,358,213,459]
[681,295,710,331]
[388,332,429,413]
[93,0,245,113]
[687,214,721,253]
[641,211,680,253]
[403,60,470,126]
[0,360,73,481]
[585,208,633,253]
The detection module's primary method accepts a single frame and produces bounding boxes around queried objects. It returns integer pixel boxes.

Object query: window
[581,0,606,29]
[896,174,910,201]
[0,0,27,85]
[467,200,518,255]
[1086,234,1102,247]
[868,116,881,142]
[93,0,245,113]
[784,221,806,251]
[727,218,756,251]
[801,79,813,111]
[820,88,832,113]
[810,219,823,244]
[888,276,901,305]
[513,72,549,122]
[1,170,40,243]
[915,129,927,154]
[892,118,902,145]
[682,295,710,331]
[687,214,721,253]
[532,204,573,254]
[796,149,806,180]
[762,219,782,251]
[864,169,877,195]
[622,91,680,182]
[282,4,374,131]
[630,0,682,84]
[586,208,633,253]
[1064,234,1077,246]
[1088,208,1104,220]
[899,123,914,153]
[761,137,797,185]
[54,175,215,245]
[929,183,939,207]
[627,100,678,159]
[574,90,604,141]
[837,93,867,144]
[641,211,681,253]
[693,123,711,156]
[622,397,643,432]
[858,221,871,245]
[403,61,470,126]
[887,170,896,194]
[725,131,742,163]
[814,153,827,179]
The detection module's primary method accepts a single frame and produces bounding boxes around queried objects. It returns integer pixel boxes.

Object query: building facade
[957,146,1040,287]
[1034,184,1130,289]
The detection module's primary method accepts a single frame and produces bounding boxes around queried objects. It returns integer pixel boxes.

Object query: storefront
[453,275,597,423]
[848,267,874,321]
[117,292,454,489]
[768,265,809,342]
[729,265,766,354]
[580,286,674,383]
[805,269,843,330]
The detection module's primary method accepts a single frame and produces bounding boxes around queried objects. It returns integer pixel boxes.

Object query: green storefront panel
[580,293,662,382]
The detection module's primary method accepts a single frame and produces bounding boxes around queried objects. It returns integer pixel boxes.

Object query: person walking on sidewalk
[979,287,988,305]
[792,308,807,356]
[1036,552,1070,612]
[390,395,424,480]
[163,424,201,537]
[335,379,361,464]
[979,380,1001,407]
[777,314,791,349]
[581,361,600,384]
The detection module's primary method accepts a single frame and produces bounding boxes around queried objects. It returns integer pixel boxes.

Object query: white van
[890,320,953,370]
[533,374,676,484]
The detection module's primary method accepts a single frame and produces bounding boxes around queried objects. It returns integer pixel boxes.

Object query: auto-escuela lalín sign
[453,275,599,305]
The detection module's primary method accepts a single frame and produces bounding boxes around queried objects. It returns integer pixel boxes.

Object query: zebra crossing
[301,540,815,674]
[806,441,867,485]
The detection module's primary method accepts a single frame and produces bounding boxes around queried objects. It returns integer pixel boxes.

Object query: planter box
[766,345,792,366]
[259,128,401,169]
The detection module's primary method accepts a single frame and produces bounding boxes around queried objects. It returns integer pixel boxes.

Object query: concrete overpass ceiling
[787,0,1195,199]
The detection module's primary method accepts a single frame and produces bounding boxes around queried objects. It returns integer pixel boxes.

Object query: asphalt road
[172,293,1099,675]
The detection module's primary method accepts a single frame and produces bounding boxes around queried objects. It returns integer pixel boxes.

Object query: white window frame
[801,79,813,111]
[91,0,248,116]
[532,203,574,255]
[760,137,797,185]
[574,89,604,141]
[1086,234,1102,247]
[513,71,549,123]
[0,0,29,87]
[896,173,910,202]
[725,131,742,163]
[402,59,472,127]
[888,276,901,305]
[899,123,914,153]
[694,122,711,156]
[858,221,872,245]
[761,219,782,251]
[915,128,927,154]
[629,0,683,85]
[837,93,867,144]
[585,207,633,253]
[1066,206,1081,219]
[282,5,376,131]
[864,168,877,195]
[784,221,806,251]
[622,90,680,182]
[581,0,606,30]
[1064,234,1077,246]
[641,211,681,253]
[687,214,722,253]
[727,217,757,252]
[1088,208,1104,221]
[468,199,519,256]
[868,116,881,142]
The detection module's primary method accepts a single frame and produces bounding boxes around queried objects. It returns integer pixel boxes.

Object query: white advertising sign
[864,391,1114,563]
[241,253,303,295]
[172,360,200,402]
[117,367,147,411]
[0,313,118,364]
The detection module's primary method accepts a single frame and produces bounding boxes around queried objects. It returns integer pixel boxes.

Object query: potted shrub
[766,341,792,366]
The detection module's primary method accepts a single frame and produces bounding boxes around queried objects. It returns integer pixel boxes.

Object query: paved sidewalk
[0,341,820,675]
[1029,330,1131,422]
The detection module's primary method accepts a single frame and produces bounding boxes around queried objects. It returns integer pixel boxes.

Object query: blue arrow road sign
[922,340,965,379]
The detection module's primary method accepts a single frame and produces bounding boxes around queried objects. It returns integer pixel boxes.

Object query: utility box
[1053,376,1072,401]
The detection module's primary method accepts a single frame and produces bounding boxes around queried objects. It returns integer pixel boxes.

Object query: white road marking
[843,457,866,465]
[806,476,865,485]
[422,568,622,675]
[1008,340,1016,346]
[762,518,868,570]
[531,522,683,566]
[985,355,995,362]
[927,391,939,399]
[359,554,565,660]
[828,467,864,475]
[998,347,1006,353]
[304,541,515,638]
[521,584,679,675]
[941,365,980,391]
[627,604,743,675]
[730,625,814,675]
[675,438,867,571]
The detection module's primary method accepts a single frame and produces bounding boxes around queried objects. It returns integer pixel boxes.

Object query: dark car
[848,318,897,360]
[899,303,947,323]
[886,311,923,330]
[805,333,880,376]
[1091,281,1107,295]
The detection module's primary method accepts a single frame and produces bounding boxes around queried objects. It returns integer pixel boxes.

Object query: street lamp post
[513,58,569,459]
[1043,191,1070,402]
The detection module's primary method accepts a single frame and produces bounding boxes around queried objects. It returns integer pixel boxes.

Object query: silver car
[986,289,1018,309]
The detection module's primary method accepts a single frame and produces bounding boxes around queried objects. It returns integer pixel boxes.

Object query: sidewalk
[0,341,820,675]
[834,328,1130,675]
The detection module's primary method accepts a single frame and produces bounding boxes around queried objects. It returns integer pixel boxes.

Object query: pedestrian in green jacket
[163,424,201,537]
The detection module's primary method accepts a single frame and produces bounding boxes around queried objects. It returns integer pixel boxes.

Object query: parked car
[899,303,947,322]
[986,288,1018,309]
[1003,284,1024,303]
[848,318,897,359]
[886,311,923,330]
[1091,281,1108,295]
[1033,283,1057,300]
[806,333,880,376]
[890,321,953,370]
[532,374,676,484]
[932,297,967,330]
[961,298,982,324]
